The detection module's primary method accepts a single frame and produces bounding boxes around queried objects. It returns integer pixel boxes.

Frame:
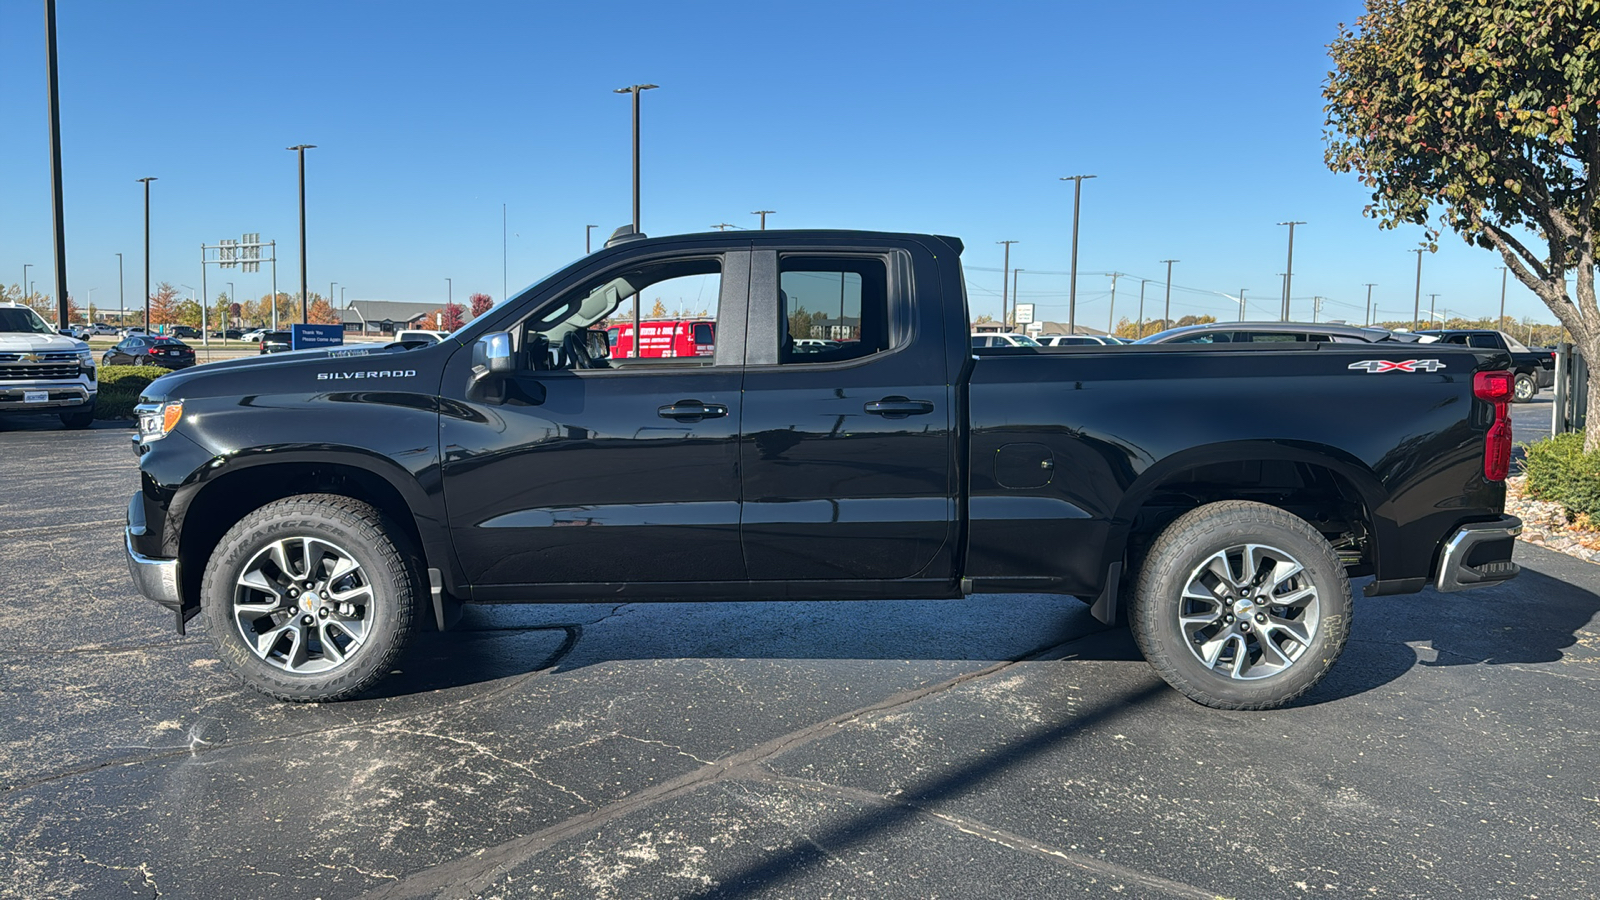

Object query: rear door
[738,243,958,583]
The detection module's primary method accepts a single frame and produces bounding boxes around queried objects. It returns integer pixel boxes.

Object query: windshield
[0,307,53,335]
[1011,334,1042,347]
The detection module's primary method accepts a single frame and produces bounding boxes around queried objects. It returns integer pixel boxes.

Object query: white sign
[1014,303,1035,325]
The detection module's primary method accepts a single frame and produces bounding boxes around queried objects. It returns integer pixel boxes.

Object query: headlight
[76,349,94,366]
[135,400,183,442]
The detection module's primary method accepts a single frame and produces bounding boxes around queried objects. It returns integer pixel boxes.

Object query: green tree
[1325,0,1600,446]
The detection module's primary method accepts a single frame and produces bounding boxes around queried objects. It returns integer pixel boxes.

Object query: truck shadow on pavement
[370,552,1600,704]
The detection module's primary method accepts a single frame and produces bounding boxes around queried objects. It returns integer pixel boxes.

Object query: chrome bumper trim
[1435,515,1522,592]
[126,527,182,612]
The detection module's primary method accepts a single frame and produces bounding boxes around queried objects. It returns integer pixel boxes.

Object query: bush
[1523,433,1600,518]
[95,365,166,419]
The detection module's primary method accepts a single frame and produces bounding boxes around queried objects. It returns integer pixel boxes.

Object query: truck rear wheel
[1514,372,1536,403]
[201,494,422,702]
[1129,500,1351,710]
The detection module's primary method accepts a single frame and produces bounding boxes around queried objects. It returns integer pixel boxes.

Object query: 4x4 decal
[1347,359,1447,373]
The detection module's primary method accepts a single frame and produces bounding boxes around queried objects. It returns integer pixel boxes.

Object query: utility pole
[1238,288,1248,321]
[1161,259,1179,329]
[997,240,1018,329]
[1277,221,1305,321]
[45,0,69,327]
[1363,283,1376,326]
[586,224,598,254]
[1411,247,1424,332]
[752,210,775,230]
[1498,266,1508,328]
[1107,272,1120,334]
[1013,269,1023,331]
[22,264,30,303]
[1429,292,1439,324]
[614,83,657,358]
[1060,174,1096,335]
[1137,279,1149,338]
[137,177,156,330]
[710,223,736,231]
[116,252,124,325]
[1312,296,1323,323]
[287,144,316,324]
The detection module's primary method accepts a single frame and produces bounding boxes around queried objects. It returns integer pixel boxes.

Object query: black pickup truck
[126,228,1522,710]
[1416,329,1556,401]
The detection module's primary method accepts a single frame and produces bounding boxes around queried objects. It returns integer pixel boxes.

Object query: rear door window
[1467,333,1504,349]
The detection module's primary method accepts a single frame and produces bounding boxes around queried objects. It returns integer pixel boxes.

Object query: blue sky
[0,0,1552,326]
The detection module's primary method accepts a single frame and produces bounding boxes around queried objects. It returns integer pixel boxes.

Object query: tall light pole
[613,84,658,234]
[1137,279,1149,337]
[446,277,452,307]
[1060,175,1097,335]
[1312,296,1323,323]
[45,0,69,327]
[1107,272,1121,334]
[116,253,124,325]
[996,240,1018,328]
[1498,266,1509,327]
[586,224,598,254]
[752,210,775,230]
[1013,269,1025,331]
[1411,247,1425,332]
[1161,259,1179,329]
[1238,288,1249,321]
[1277,221,1305,321]
[1363,283,1376,326]
[138,177,156,330]
[22,264,31,302]
[1429,292,1439,324]
[287,144,316,323]
[227,281,235,329]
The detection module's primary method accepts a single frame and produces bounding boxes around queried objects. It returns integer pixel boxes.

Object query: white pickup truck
[0,303,97,428]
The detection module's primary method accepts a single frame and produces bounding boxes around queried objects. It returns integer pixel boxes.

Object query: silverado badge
[1347,359,1446,373]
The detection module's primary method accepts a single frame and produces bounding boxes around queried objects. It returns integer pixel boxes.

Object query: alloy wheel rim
[1177,543,1321,681]
[232,536,375,674]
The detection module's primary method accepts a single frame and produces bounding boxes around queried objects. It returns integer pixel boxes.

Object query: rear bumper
[1435,515,1522,592]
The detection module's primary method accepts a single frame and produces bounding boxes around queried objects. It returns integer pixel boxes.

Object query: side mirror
[586,330,611,360]
[471,332,514,376]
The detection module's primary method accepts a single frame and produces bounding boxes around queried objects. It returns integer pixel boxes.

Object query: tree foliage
[469,292,493,318]
[307,297,340,325]
[1325,0,1600,444]
[149,283,181,326]
[440,302,465,331]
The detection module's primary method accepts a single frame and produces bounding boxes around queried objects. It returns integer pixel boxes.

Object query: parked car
[395,329,450,345]
[167,326,201,340]
[101,335,195,369]
[126,227,1521,710]
[86,323,119,336]
[210,329,244,340]
[1135,321,1435,345]
[120,327,146,338]
[0,302,96,428]
[242,329,268,342]
[1415,329,1554,401]
[971,332,1042,348]
[1037,334,1129,347]
[257,331,292,354]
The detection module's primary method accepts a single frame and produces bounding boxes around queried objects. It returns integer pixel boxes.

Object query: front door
[440,249,750,589]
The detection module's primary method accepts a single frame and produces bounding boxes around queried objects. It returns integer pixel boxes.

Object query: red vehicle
[606,319,715,359]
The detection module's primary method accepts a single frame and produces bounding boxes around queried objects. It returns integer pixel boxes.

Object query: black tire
[59,402,95,429]
[1513,372,1536,403]
[201,494,422,702]
[1129,500,1352,710]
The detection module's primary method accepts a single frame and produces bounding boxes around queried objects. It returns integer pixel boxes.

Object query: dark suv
[1416,330,1554,401]
[1135,321,1429,345]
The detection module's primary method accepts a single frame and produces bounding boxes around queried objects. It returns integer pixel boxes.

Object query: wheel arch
[171,450,455,611]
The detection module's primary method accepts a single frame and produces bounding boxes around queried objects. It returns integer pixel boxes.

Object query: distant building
[337,300,440,334]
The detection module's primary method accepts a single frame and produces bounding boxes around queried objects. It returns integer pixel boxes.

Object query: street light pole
[116,253,124,325]
[1363,283,1376,326]
[1013,268,1023,331]
[1137,279,1149,338]
[1238,288,1248,321]
[1107,272,1120,334]
[1498,266,1508,327]
[22,264,31,302]
[287,144,316,324]
[997,240,1017,329]
[1161,259,1179,329]
[1060,175,1096,336]
[752,210,775,230]
[1412,248,1425,332]
[586,224,598,254]
[614,84,658,358]
[1429,292,1439,324]
[1277,221,1305,321]
[45,0,70,328]
[137,177,156,331]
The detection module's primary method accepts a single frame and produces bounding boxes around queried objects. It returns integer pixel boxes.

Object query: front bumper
[0,382,94,413]
[1435,515,1522,592]
[126,527,182,611]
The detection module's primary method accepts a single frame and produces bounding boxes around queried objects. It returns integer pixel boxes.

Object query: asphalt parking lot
[3,409,1599,899]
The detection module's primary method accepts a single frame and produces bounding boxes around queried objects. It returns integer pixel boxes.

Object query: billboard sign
[1014,303,1035,325]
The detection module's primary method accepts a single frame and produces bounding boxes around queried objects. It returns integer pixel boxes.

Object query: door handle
[658,400,728,421]
[864,397,935,418]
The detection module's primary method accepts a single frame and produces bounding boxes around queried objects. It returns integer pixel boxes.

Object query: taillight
[1474,370,1513,480]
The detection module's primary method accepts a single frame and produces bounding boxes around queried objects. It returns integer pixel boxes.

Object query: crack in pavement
[0,519,123,538]
[743,770,1219,899]
[354,628,1114,900]
[373,724,592,804]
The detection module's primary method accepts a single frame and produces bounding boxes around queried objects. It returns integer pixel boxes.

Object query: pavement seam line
[747,770,1223,900]
[0,519,123,538]
[356,629,1112,900]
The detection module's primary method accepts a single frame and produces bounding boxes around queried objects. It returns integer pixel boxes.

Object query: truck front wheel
[1129,500,1351,710]
[201,494,422,702]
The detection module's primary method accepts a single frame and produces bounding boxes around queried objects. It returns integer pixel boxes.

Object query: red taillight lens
[1475,370,1513,480]
[1473,370,1514,402]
